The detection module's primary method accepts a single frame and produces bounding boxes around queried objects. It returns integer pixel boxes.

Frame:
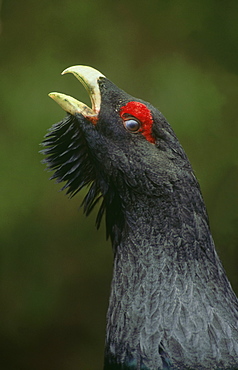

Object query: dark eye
[124,118,140,132]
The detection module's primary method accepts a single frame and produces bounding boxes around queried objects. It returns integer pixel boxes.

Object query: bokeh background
[0,1,238,369]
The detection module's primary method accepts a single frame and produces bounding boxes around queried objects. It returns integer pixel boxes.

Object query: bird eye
[124,118,140,132]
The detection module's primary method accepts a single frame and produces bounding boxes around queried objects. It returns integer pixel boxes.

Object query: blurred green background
[0,1,238,369]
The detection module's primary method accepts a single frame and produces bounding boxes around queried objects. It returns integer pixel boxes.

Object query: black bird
[42,66,238,369]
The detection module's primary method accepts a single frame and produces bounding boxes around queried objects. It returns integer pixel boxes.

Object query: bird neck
[104,190,218,368]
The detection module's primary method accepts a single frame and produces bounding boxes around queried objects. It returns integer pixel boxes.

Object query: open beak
[48,65,105,122]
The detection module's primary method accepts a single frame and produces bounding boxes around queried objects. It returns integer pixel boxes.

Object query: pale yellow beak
[48,65,105,119]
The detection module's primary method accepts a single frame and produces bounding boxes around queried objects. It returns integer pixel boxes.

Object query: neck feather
[104,190,237,369]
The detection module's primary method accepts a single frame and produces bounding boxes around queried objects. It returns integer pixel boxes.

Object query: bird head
[42,66,195,244]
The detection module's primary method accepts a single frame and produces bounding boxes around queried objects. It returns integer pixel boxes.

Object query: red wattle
[120,101,155,143]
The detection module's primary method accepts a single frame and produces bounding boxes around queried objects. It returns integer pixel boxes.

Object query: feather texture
[42,69,238,369]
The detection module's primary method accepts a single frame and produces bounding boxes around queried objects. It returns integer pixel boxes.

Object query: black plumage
[42,66,238,369]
